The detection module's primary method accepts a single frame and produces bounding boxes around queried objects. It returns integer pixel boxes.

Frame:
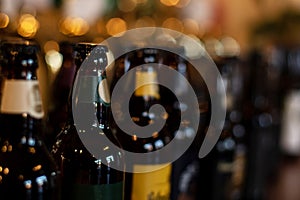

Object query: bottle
[111,48,174,200]
[51,43,125,199]
[210,37,247,200]
[48,42,77,144]
[161,46,210,200]
[243,45,282,200]
[0,38,58,199]
[280,46,300,156]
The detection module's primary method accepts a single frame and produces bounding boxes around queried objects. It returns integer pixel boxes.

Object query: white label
[281,90,300,155]
[1,80,44,119]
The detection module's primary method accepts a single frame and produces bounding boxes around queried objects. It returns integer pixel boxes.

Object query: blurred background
[2,0,300,199]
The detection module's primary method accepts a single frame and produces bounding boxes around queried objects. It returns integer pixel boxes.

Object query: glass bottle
[211,37,247,200]
[48,42,77,144]
[51,43,125,200]
[0,38,58,199]
[243,45,282,200]
[111,48,174,200]
[155,47,211,200]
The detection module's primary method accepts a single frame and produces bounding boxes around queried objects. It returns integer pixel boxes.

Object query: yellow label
[135,70,160,99]
[1,80,44,119]
[132,164,171,200]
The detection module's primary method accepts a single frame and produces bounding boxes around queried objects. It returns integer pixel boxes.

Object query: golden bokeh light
[135,16,156,28]
[59,17,89,36]
[1,146,7,153]
[106,18,127,37]
[17,14,39,38]
[183,18,199,36]
[7,145,12,152]
[3,167,9,175]
[0,13,9,28]
[162,18,184,38]
[44,40,60,53]
[160,0,180,6]
[32,165,42,172]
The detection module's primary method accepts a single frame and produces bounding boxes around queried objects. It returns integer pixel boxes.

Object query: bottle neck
[70,44,111,130]
[65,43,97,123]
[96,70,111,130]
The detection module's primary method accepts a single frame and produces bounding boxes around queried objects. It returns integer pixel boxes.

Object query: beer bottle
[0,38,58,199]
[51,43,125,200]
[111,48,174,200]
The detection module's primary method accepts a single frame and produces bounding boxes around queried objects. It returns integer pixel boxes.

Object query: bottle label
[135,70,160,99]
[281,90,300,155]
[77,76,98,103]
[98,77,111,105]
[131,164,171,200]
[0,79,44,119]
[71,182,123,200]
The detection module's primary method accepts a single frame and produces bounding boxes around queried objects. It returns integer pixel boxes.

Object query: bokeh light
[43,40,60,53]
[45,50,63,74]
[160,0,180,7]
[17,14,39,38]
[182,18,200,36]
[0,13,9,28]
[162,18,184,38]
[135,16,156,28]
[59,17,90,36]
[106,18,127,37]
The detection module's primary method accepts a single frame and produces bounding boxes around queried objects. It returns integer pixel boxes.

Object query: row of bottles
[2,34,300,200]
[0,36,212,200]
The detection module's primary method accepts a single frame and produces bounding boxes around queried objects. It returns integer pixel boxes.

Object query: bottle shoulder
[52,123,124,167]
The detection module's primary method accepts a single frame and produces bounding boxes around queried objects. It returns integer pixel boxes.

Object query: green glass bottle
[51,43,124,200]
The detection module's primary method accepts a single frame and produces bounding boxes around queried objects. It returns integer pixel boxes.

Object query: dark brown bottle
[51,43,125,200]
[110,48,175,200]
[48,42,77,145]
[0,38,58,199]
[210,38,247,200]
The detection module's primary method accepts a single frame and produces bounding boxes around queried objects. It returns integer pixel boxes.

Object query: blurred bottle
[268,45,300,200]
[0,38,58,199]
[156,46,210,200]
[111,45,211,200]
[243,45,282,200]
[280,46,300,156]
[51,43,125,200]
[111,47,175,200]
[209,37,248,200]
[48,42,77,148]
